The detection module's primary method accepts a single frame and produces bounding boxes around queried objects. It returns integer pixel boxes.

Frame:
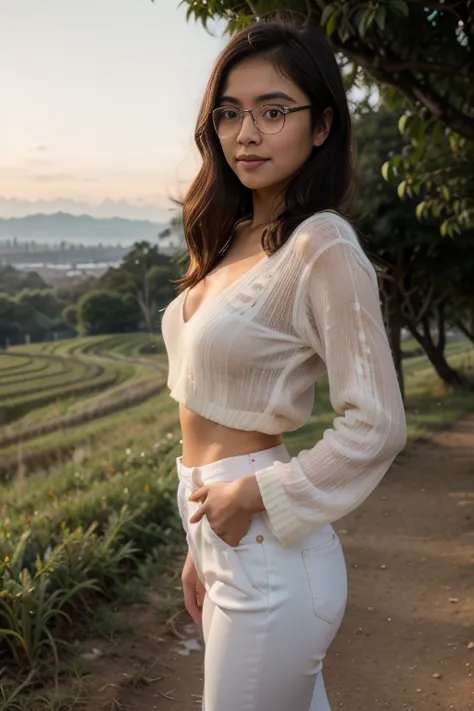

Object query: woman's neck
[249,186,286,228]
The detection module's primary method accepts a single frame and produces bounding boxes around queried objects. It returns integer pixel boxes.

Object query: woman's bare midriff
[179,402,283,467]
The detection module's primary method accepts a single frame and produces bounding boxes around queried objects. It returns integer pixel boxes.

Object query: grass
[0,335,169,478]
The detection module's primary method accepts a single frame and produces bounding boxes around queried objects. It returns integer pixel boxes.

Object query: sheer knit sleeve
[253,216,407,547]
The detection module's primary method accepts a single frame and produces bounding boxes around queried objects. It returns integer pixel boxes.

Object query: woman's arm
[244,216,407,547]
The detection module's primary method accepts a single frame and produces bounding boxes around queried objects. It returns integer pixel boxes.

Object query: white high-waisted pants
[176,443,348,711]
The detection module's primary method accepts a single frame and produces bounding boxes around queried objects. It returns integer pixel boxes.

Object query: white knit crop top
[160,210,407,547]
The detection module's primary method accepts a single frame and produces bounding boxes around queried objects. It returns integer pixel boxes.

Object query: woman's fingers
[182,582,202,626]
[195,578,206,609]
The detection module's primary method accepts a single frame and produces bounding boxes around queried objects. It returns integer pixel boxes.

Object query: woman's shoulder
[291,209,363,261]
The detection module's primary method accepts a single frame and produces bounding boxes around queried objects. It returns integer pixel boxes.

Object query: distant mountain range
[0,212,168,244]
[0,196,175,222]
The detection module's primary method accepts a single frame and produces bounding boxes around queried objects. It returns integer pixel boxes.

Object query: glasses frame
[210,103,312,137]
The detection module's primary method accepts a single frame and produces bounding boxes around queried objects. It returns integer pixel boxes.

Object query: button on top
[256,535,264,543]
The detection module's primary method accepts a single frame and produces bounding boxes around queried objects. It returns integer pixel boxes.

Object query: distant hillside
[0,196,172,222]
[0,212,166,242]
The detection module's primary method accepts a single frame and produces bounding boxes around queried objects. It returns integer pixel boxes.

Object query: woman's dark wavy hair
[173,15,356,294]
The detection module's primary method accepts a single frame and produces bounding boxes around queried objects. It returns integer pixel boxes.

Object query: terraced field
[0,333,171,479]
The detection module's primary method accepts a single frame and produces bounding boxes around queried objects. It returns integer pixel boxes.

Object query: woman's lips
[236,158,270,170]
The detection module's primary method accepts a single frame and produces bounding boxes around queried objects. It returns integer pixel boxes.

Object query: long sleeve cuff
[255,464,319,548]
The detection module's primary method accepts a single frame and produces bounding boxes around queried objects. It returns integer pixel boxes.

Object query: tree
[0,294,21,348]
[177,0,474,233]
[0,265,48,296]
[98,240,183,335]
[62,303,78,329]
[14,289,65,320]
[355,106,474,394]
[76,290,140,336]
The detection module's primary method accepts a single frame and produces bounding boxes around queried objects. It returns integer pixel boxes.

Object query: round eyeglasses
[211,104,312,139]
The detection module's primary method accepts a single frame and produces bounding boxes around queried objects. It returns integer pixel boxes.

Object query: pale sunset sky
[1,0,227,219]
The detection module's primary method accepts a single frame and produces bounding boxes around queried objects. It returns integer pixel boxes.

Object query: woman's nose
[236,112,261,141]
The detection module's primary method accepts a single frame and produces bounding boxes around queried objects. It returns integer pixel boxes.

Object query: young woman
[160,18,407,711]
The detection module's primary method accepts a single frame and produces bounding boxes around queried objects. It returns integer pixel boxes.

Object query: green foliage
[0,266,48,297]
[355,105,474,296]
[382,112,472,236]
[76,290,138,336]
[0,357,184,671]
[61,304,78,329]
[97,240,182,333]
[13,291,65,320]
[0,290,70,349]
[55,276,98,306]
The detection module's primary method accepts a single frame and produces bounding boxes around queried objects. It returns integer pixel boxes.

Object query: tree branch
[328,35,474,139]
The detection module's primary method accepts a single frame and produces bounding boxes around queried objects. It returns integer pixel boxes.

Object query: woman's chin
[236,174,280,190]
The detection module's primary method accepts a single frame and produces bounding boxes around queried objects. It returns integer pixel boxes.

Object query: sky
[0,0,227,219]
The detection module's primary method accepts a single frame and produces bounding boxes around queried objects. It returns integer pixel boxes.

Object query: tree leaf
[390,0,409,17]
[398,114,409,134]
[381,161,390,181]
[326,9,341,37]
[416,201,426,219]
[321,3,336,28]
[430,121,443,145]
[397,180,407,198]
[442,186,450,202]
[358,8,375,39]
[375,6,387,32]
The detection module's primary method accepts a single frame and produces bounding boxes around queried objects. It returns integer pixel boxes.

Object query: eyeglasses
[211,104,312,139]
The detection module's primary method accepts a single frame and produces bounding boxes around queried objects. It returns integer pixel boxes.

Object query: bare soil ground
[79,415,474,710]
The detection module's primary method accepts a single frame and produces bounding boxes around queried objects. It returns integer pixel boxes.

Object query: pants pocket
[187,498,269,607]
[301,532,348,624]
[202,511,254,549]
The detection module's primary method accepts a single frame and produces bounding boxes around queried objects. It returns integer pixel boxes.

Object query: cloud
[34,145,49,153]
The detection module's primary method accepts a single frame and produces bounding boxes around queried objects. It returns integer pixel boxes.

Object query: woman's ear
[313,107,333,148]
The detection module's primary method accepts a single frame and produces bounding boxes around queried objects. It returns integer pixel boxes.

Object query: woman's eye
[222,109,239,120]
[263,107,284,120]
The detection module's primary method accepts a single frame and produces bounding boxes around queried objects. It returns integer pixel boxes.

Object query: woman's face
[216,56,332,195]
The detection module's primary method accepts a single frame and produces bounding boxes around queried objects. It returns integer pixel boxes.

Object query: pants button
[256,535,264,543]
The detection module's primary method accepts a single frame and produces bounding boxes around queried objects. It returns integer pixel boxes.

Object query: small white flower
[166,432,173,440]
[125,448,132,455]
[140,451,145,457]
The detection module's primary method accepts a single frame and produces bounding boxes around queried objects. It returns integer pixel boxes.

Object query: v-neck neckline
[178,211,333,327]
[180,251,270,326]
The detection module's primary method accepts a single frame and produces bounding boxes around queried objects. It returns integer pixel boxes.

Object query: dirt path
[80,415,474,710]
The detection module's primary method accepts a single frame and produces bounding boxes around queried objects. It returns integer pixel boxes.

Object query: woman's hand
[181,548,206,627]
[188,480,257,547]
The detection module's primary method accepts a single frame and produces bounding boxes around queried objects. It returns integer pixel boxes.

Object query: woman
[160,17,407,711]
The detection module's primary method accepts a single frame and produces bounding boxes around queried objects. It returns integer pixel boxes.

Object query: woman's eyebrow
[219,91,297,105]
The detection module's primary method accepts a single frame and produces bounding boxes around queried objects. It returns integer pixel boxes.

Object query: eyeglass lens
[213,105,285,137]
